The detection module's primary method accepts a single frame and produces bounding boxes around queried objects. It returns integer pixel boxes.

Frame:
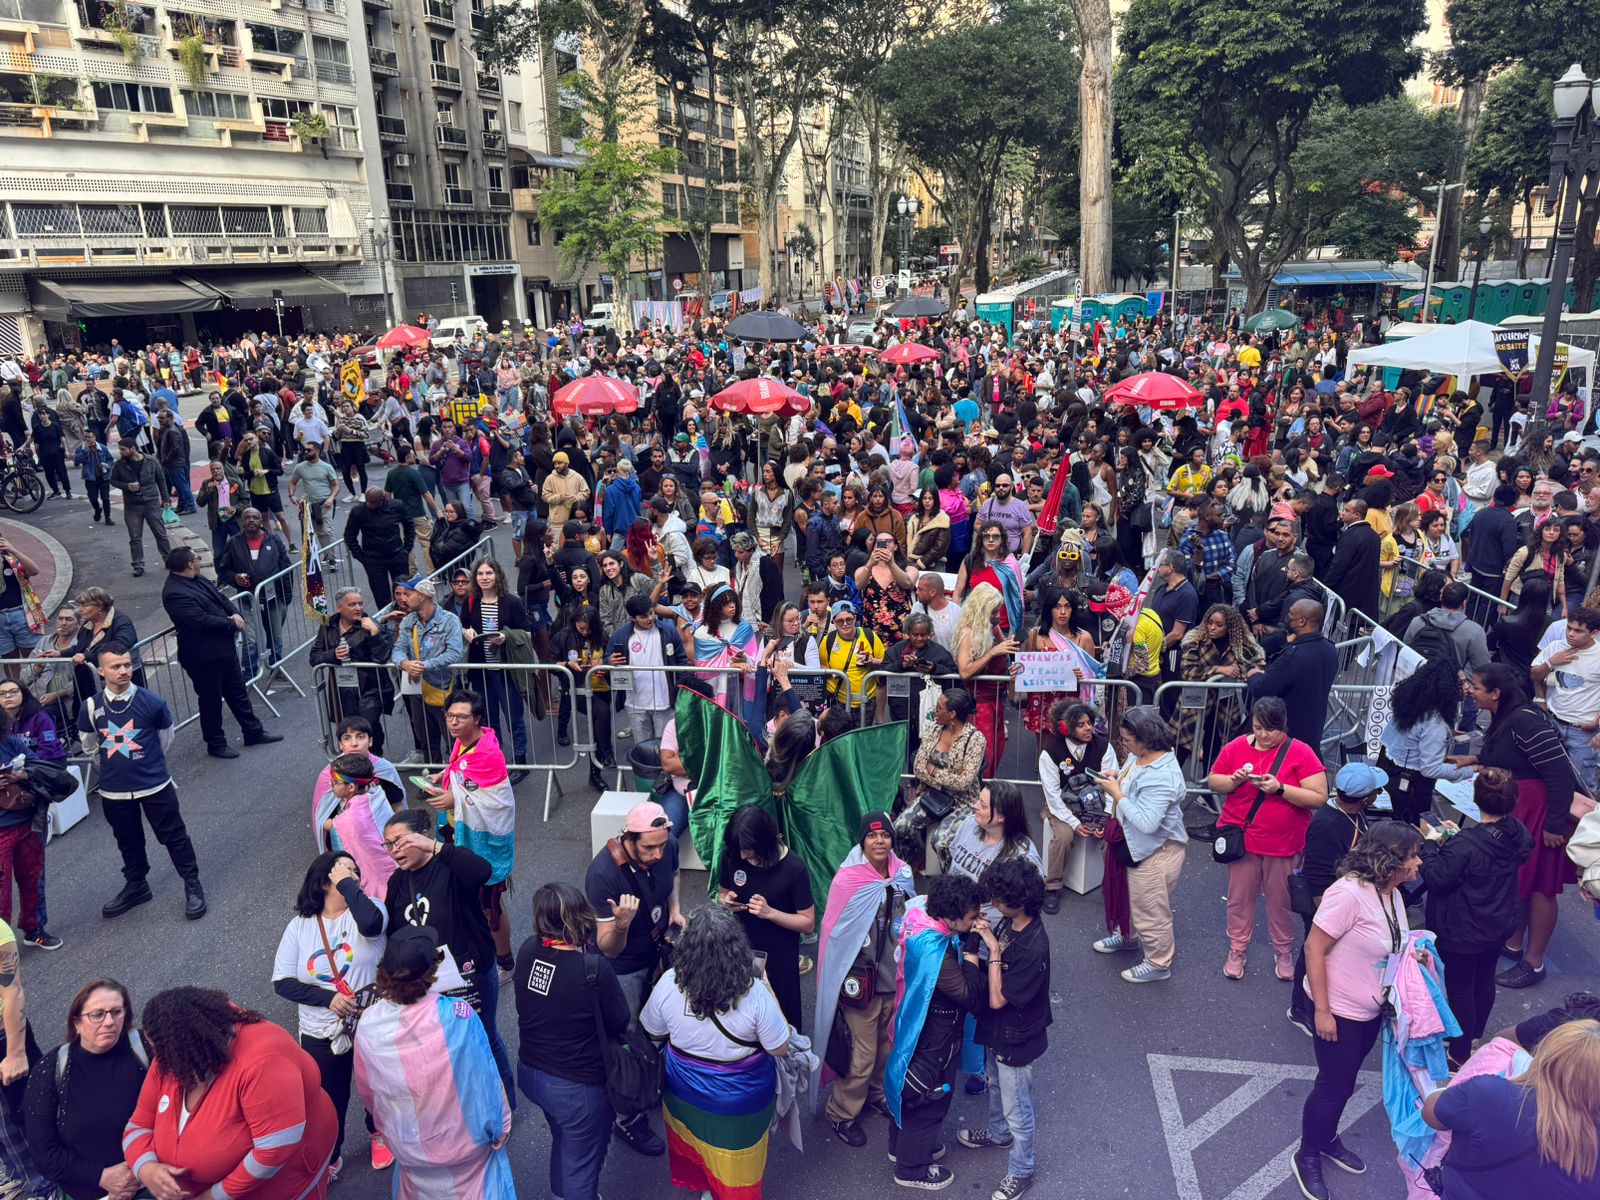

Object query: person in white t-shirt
[1532,605,1600,793]
[913,572,960,652]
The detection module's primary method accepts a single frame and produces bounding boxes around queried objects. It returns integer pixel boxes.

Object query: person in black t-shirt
[962,858,1051,1200]
[716,805,816,1029]
[514,883,630,1200]
[585,799,679,1157]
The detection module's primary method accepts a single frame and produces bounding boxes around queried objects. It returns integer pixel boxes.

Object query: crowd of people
[0,296,1598,1200]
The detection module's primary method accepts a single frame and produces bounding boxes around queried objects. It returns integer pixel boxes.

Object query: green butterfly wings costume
[673,688,908,920]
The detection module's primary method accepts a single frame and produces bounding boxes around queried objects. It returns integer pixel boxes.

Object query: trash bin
[628,738,663,792]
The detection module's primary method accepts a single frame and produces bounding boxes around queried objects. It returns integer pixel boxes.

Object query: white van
[430,315,487,347]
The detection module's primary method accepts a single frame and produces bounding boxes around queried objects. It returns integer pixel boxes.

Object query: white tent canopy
[1346,318,1594,381]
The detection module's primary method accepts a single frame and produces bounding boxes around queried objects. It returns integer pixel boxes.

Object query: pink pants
[1226,852,1296,954]
[975,695,1005,778]
[470,474,498,522]
[0,823,42,934]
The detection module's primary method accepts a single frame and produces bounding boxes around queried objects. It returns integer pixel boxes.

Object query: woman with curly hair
[1293,821,1424,1200]
[124,987,337,1200]
[1376,657,1476,825]
[641,906,792,1200]
[1176,605,1264,758]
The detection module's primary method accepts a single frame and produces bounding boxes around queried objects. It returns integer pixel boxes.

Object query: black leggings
[339,443,369,494]
[301,1032,374,1163]
[1440,944,1500,1063]
[39,451,70,495]
[1300,1013,1381,1154]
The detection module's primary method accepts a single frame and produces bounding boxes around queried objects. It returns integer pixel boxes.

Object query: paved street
[7,431,1599,1200]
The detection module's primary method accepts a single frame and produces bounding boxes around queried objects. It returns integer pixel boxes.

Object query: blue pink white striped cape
[884,896,959,1126]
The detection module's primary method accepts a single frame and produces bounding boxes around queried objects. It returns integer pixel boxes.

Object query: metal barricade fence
[855,668,1143,795]
[0,652,94,767]
[313,660,581,821]
[1393,556,1512,631]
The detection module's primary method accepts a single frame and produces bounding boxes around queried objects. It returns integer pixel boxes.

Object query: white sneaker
[1092,931,1141,954]
[1121,961,1172,984]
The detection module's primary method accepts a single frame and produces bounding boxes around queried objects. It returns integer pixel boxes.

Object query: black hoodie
[1419,817,1534,953]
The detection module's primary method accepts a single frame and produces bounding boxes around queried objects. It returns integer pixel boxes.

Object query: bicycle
[0,447,43,514]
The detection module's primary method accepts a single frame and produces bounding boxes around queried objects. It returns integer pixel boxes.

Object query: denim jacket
[390,605,464,689]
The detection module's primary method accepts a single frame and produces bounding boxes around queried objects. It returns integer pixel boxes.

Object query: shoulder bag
[583,951,662,1117]
[1212,739,1293,864]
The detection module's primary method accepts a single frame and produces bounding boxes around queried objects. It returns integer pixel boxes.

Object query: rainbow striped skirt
[662,1043,777,1200]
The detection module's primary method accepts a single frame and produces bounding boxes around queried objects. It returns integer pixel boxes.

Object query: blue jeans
[445,480,476,522]
[518,1064,612,1200]
[613,963,654,1024]
[1557,718,1600,796]
[483,671,528,761]
[657,785,690,843]
[471,965,516,1109]
[986,1049,1036,1179]
[211,517,241,576]
[165,465,194,511]
[0,609,39,657]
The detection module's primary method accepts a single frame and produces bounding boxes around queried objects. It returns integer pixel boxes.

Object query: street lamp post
[896,194,918,287]
[1466,214,1493,322]
[1528,63,1600,449]
[364,212,395,328]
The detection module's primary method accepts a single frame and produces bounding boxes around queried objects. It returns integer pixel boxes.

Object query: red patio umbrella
[375,324,432,350]
[1102,371,1204,410]
[878,342,941,365]
[710,376,806,415]
[552,375,640,417]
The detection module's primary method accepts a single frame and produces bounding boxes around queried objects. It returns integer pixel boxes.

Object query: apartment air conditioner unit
[394,153,412,166]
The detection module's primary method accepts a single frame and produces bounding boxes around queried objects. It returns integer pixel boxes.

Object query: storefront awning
[1272,267,1417,286]
[28,275,223,321]
[192,269,348,309]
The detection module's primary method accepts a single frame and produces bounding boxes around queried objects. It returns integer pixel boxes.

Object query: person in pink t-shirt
[1206,696,1328,982]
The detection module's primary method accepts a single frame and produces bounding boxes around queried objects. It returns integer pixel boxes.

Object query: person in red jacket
[124,988,337,1199]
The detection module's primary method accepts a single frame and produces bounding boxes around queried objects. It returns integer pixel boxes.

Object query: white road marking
[1149,1053,1385,1200]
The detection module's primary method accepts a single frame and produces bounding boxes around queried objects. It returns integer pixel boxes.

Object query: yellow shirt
[1171,463,1213,495]
[820,629,885,706]
[1132,609,1165,677]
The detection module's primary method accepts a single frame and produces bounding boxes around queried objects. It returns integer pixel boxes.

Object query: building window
[182,91,251,120]
[293,207,329,234]
[430,37,448,65]
[525,218,540,245]
[11,203,79,236]
[260,97,310,121]
[91,81,174,113]
[247,24,303,56]
[554,49,578,75]
[508,100,522,131]
[170,205,224,235]
[487,166,504,190]
[443,163,461,188]
[436,101,455,125]
[311,35,352,85]
[221,206,271,234]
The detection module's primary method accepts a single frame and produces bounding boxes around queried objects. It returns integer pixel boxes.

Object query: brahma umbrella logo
[1494,329,1530,379]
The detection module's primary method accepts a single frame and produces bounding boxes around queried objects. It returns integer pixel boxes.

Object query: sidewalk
[0,518,71,614]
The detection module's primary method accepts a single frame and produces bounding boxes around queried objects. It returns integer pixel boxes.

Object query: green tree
[877,1,1076,297]
[539,135,675,333]
[1469,66,1553,273]
[1120,0,1427,310]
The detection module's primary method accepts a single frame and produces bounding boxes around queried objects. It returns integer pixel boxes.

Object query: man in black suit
[1322,497,1382,626]
[160,546,284,759]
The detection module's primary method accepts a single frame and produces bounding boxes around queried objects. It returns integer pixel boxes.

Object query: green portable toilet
[975,291,1016,337]
[1481,281,1519,325]
[1436,283,1472,324]
[1079,295,1111,326]
[1518,281,1543,318]
[1109,294,1150,327]
[1050,298,1074,330]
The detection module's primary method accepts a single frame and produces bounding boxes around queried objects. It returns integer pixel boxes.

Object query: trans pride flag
[884,896,960,1125]
[442,727,516,885]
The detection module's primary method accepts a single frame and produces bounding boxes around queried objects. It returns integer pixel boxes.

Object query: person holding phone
[1206,697,1328,983]
[461,558,530,768]
[716,805,815,1029]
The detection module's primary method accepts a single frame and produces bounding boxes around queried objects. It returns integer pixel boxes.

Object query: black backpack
[583,952,662,1117]
[1409,613,1461,674]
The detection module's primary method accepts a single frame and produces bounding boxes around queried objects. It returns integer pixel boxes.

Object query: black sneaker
[21,930,62,952]
[864,1096,891,1119]
[1322,1138,1366,1175]
[1291,1150,1330,1200]
[1286,1007,1315,1038]
[894,1165,953,1191]
[963,1074,987,1095]
[991,1174,1033,1200]
[831,1118,866,1147]
[957,1128,1014,1150]
[613,1115,665,1156]
[1042,891,1061,915]
[557,729,572,747]
[1496,961,1546,989]
[184,882,208,920]
[102,881,153,918]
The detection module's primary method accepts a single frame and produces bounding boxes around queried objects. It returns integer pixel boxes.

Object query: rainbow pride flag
[662,1044,777,1200]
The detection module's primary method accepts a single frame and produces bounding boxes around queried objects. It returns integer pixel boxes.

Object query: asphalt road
[12,420,1600,1200]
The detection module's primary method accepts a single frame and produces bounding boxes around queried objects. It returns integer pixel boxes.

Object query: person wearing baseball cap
[584,799,680,1155]
[1284,760,1386,1036]
[815,809,916,1146]
[389,571,463,761]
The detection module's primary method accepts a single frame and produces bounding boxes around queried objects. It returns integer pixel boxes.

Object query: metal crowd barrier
[1152,677,1248,807]
[314,660,580,821]
[1393,556,1512,630]
[855,668,1143,796]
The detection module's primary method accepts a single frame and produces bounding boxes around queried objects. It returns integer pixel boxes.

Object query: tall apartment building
[372,0,523,325]
[652,71,744,296]
[0,0,391,354]
[776,103,874,291]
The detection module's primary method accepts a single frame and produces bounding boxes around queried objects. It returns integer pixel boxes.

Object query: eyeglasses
[983,532,1004,541]
[444,711,474,723]
[381,837,410,851]
[81,1007,125,1024]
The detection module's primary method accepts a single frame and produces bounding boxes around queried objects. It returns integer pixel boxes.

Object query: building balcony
[486,189,510,209]
[476,70,500,97]
[423,0,455,27]
[444,186,473,207]
[480,128,504,154]
[430,62,461,89]
[377,114,405,141]
[368,46,398,75]
[511,187,538,213]
[386,180,414,203]
[434,123,467,150]
[363,0,391,9]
